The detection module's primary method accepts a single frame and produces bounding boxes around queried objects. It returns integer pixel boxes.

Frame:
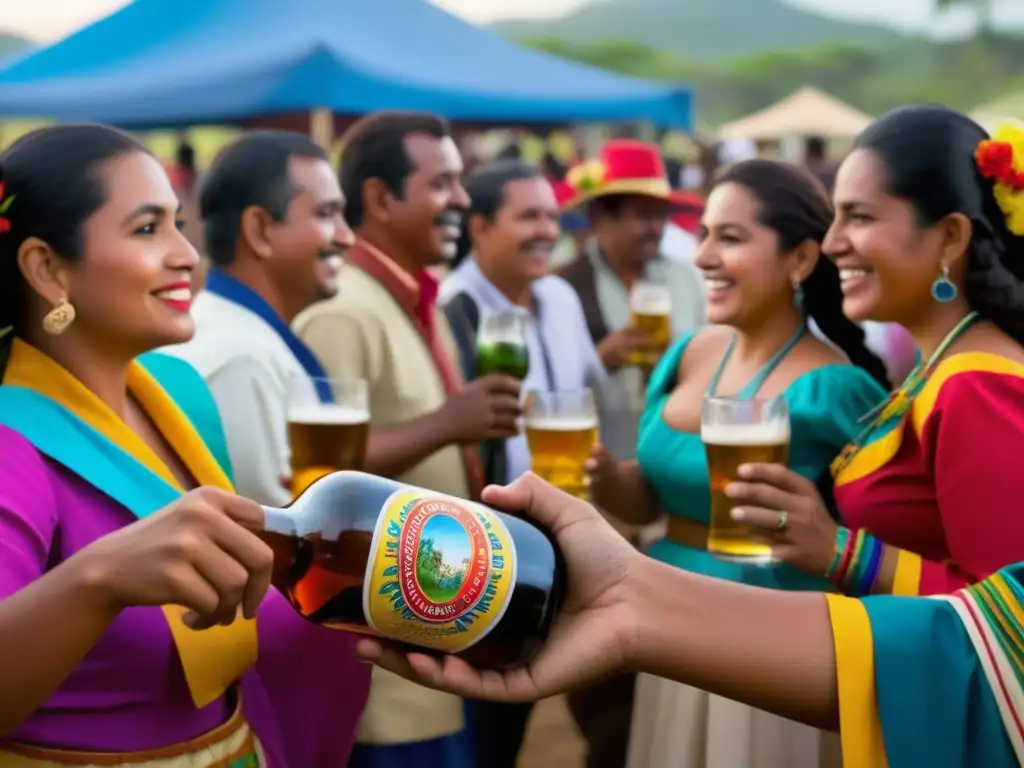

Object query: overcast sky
[2,0,1022,42]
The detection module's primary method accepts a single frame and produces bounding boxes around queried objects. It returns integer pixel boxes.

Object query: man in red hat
[557,139,704,368]
[555,138,707,768]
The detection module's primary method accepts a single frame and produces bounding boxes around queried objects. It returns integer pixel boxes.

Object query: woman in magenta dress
[724,107,1024,598]
[0,125,369,765]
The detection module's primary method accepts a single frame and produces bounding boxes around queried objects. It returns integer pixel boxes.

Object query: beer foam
[525,416,598,432]
[630,297,672,315]
[700,421,790,445]
[289,404,369,425]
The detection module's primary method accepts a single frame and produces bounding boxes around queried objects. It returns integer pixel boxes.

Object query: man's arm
[296,310,460,479]
[363,413,460,479]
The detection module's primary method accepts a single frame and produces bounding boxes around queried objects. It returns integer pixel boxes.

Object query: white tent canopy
[970,91,1024,133]
[718,85,873,142]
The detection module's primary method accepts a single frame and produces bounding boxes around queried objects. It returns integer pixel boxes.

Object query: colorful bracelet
[825,527,885,596]
[824,526,851,582]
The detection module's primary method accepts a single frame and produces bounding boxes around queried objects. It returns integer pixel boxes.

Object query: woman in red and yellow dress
[721,107,1024,599]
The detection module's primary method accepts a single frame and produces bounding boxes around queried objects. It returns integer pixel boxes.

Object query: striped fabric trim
[937,579,1024,763]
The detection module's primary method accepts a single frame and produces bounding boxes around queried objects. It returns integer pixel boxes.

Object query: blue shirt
[440,258,608,482]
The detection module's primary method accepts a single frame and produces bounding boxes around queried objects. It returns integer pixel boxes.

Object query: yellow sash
[2,340,256,707]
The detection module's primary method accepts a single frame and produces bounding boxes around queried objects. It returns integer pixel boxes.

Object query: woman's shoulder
[0,425,58,515]
[925,325,1024,404]
[645,326,729,401]
[785,363,886,446]
[923,349,1024,419]
[675,325,732,371]
[787,361,886,408]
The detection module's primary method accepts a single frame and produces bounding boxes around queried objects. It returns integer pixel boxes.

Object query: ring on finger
[775,510,789,533]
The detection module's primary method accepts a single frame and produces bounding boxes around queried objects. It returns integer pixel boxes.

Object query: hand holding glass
[627,280,672,367]
[702,396,790,565]
[524,389,599,500]
[287,376,370,497]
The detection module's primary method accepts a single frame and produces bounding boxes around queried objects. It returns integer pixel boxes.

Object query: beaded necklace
[830,311,979,478]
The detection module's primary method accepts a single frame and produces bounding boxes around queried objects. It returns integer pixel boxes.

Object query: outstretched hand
[355,473,643,702]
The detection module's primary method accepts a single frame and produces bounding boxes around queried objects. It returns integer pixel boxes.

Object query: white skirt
[626,673,842,768]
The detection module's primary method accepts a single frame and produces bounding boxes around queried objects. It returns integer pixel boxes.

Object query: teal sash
[0,352,234,519]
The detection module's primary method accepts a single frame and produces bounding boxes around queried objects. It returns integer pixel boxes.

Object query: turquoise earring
[793,281,805,310]
[931,264,958,303]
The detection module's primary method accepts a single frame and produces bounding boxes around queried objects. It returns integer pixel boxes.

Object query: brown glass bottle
[259,471,565,670]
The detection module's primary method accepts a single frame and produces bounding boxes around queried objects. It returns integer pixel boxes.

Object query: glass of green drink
[476,311,530,380]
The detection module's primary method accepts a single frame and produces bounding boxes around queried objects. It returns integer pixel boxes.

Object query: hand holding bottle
[74,487,274,630]
[443,373,523,443]
[355,472,643,701]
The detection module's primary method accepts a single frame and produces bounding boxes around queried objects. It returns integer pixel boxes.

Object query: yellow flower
[985,123,1024,236]
[567,160,606,193]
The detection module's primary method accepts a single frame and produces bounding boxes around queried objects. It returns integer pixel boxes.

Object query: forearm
[629,556,839,730]
[0,555,120,735]
[596,461,658,525]
[872,544,968,596]
[364,410,459,479]
[828,529,963,597]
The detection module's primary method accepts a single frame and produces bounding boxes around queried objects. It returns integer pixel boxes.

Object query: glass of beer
[627,279,672,367]
[287,376,370,498]
[702,396,790,565]
[476,310,530,380]
[524,389,599,500]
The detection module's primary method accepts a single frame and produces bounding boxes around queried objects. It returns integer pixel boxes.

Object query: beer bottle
[259,471,565,670]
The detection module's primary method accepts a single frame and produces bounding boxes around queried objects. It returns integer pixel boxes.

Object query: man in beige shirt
[294,111,521,767]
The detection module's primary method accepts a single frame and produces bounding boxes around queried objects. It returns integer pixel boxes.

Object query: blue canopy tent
[0,0,693,129]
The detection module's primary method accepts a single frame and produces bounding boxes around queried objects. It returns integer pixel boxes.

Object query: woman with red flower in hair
[708,105,1024,763]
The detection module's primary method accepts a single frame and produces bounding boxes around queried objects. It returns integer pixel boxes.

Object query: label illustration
[363,490,517,653]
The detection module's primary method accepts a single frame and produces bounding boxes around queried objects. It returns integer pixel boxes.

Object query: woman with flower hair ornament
[538,105,1024,768]
[716,106,1024,599]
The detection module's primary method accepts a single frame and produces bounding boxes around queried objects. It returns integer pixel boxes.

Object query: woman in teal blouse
[588,160,890,768]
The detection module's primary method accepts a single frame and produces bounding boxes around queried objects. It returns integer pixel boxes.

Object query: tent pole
[310,108,334,150]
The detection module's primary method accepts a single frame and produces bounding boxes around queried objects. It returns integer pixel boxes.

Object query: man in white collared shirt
[441,160,608,485]
[162,130,353,506]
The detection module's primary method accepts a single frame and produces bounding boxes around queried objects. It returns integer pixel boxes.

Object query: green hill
[494,0,903,59]
[0,32,31,61]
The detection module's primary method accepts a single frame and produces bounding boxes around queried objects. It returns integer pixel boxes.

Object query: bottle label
[363,490,517,653]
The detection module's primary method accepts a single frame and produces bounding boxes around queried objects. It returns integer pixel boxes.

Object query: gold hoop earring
[42,301,76,336]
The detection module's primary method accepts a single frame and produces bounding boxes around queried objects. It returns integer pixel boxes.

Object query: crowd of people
[0,101,1022,768]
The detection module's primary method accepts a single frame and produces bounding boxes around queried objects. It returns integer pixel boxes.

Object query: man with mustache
[294,112,521,768]
[165,130,353,508]
[440,159,608,767]
[161,130,371,761]
[443,159,607,486]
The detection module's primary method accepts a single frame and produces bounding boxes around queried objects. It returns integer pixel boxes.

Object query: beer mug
[524,389,599,500]
[287,376,370,497]
[702,396,790,565]
[627,280,672,367]
[476,310,530,380]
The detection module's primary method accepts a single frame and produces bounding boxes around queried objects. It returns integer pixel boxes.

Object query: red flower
[0,218,10,234]
[976,140,1024,189]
